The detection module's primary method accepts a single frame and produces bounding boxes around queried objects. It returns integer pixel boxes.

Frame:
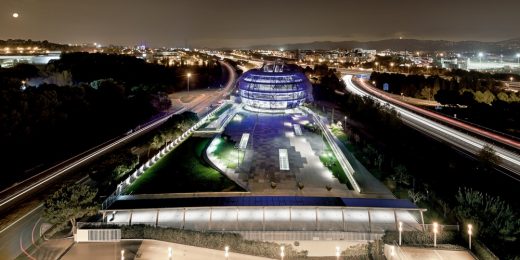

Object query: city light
[433,222,438,247]
[398,221,403,246]
[187,72,191,92]
[468,224,473,250]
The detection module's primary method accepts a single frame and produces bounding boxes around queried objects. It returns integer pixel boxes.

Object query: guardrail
[102,101,233,210]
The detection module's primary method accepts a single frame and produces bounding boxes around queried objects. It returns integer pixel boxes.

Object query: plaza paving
[62,239,272,260]
[223,109,351,196]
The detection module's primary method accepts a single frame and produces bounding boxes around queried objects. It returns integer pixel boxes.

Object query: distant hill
[250,38,520,53]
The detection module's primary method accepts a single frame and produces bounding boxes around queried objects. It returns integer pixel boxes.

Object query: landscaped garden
[208,136,242,169]
[126,137,242,194]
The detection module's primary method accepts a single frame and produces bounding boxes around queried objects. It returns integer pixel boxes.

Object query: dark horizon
[2,0,520,48]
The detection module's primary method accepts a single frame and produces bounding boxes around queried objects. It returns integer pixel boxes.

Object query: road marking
[31,217,41,245]
[19,229,37,260]
[0,204,43,234]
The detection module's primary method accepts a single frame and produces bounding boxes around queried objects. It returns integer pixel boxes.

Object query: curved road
[343,75,520,178]
[0,60,237,260]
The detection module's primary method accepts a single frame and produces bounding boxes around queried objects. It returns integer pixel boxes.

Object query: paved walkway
[29,238,74,260]
[221,110,351,196]
[387,245,475,260]
[62,239,273,260]
[273,240,368,257]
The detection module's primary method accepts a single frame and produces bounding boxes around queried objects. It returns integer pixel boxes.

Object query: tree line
[370,71,520,137]
[0,53,224,190]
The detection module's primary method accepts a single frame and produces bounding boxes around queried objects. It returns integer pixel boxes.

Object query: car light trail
[342,75,520,177]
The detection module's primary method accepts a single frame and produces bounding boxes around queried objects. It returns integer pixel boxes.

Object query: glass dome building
[238,61,310,110]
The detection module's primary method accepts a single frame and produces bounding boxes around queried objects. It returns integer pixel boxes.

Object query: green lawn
[211,137,241,169]
[318,140,352,189]
[330,124,348,145]
[126,137,242,194]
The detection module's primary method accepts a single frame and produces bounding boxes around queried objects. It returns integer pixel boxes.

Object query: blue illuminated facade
[238,61,310,110]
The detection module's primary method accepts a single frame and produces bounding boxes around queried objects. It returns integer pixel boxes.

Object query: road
[342,75,520,178]
[0,60,237,260]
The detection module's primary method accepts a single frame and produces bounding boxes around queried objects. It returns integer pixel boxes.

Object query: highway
[342,75,520,178]
[0,60,237,260]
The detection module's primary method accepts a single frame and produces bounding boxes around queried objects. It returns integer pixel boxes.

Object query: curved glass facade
[238,62,309,110]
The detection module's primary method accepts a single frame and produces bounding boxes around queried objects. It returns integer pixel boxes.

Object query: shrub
[121,225,307,259]
[382,230,458,246]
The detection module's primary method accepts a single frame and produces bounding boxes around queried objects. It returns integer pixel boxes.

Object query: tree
[454,187,519,240]
[43,184,98,234]
[477,144,501,166]
[408,190,425,204]
[393,164,410,185]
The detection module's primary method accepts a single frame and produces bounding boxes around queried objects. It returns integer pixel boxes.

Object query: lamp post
[390,62,394,72]
[478,52,483,63]
[343,116,347,130]
[516,53,520,65]
[375,61,379,71]
[398,221,403,246]
[336,246,340,260]
[187,73,191,92]
[121,249,125,260]
[468,224,473,250]
[433,222,438,247]
[168,247,173,260]
[225,246,229,260]
[280,245,285,260]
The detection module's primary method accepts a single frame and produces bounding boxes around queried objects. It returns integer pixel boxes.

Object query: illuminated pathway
[343,75,520,178]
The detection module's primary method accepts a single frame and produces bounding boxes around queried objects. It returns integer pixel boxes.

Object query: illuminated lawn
[318,140,352,189]
[210,136,244,169]
[126,137,242,194]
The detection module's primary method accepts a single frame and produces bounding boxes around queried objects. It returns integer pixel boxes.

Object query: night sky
[2,0,519,48]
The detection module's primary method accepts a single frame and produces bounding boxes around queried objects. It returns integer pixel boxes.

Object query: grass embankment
[211,137,241,169]
[318,140,351,189]
[126,137,241,194]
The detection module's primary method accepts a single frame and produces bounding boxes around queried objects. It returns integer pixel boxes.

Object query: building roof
[106,195,419,211]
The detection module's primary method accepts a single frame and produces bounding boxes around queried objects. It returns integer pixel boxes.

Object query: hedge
[121,225,307,259]
[382,230,458,246]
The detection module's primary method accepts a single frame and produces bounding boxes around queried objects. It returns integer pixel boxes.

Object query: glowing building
[238,61,310,110]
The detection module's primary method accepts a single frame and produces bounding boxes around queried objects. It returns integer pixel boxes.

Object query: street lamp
[336,246,340,260]
[343,116,347,130]
[398,221,403,246]
[121,249,125,260]
[516,53,520,65]
[467,224,473,250]
[433,222,438,247]
[187,73,191,92]
[168,247,173,260]
[390,62,394,72]
[280,245,285,260]
[375,61,379,71]
[510,77,514,82]
[225,246,229,259]
[478,52,483,63]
